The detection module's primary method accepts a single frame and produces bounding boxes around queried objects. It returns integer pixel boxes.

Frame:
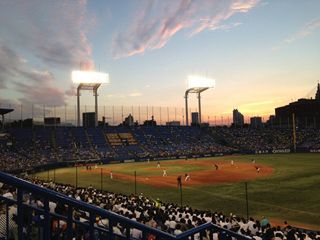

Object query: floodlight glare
[187,75,215,89]
[72,70,109,84]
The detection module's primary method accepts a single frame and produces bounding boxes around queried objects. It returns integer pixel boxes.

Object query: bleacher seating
[1,126,320,172]
[0,126,320,239]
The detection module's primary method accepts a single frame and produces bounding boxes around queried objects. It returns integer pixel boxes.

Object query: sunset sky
[0,0,319,123]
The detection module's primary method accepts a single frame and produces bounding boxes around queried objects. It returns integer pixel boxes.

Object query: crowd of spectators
[297,129,320,149]
[0,126,320,172]
[131,126,236,159]
[0,179,318,240]
[210,128,293,152]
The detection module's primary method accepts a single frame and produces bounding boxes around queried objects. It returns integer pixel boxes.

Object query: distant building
[143,116,157,126]
[250,117,263,128]
[98,116,107,127]
[44,117,60,126]
[233,109,244,126]
[191,112,199,126]
[274,83,320,128]
[83,112,96,127]
[123,114,134,126]
[266,115,276,127]
[316,83,320,100]
[166,121,180,126]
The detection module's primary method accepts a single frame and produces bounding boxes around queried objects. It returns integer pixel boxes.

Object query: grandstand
[1,125,320,239]
[1,125,320,172]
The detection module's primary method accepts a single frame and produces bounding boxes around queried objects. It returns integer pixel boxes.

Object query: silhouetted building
[233,109,244,126]
[44,117,60,125]
[191,112,199,126]
[250,117,263,128]
[316,83,320,100]
[98,116,108,127]
[83,112,96,127]
[166,121,180,126]
[266,115,276,127]
[123,114,134,126]
[143,116,157,126]
[275,83,320,128]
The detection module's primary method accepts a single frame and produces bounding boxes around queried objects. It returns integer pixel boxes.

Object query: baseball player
[184,173,190,181]
[163,169,167,177]
[157,161,160,168]
[177,175,182,188]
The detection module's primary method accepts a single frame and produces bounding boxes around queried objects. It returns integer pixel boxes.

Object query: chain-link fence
[0,103,271,127]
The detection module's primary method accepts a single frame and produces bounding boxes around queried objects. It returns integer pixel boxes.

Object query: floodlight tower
[72,71,109,127]
[185,76,215,126]
[0,108,14,130]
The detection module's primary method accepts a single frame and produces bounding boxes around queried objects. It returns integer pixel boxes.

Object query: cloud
[128,92,142,97]
[105,92,142,98]
[285,18,320,43]
[0,43,65,106]
[240,100,275,107]
[112,0,259,58]
[0,0,94,69]
[14,70,65,106]
[0,44,25,88]
[0,1,95,105]
[65,85,77,97]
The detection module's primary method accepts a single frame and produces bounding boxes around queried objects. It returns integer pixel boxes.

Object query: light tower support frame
[76,83,101,127]
[185,87,209,126]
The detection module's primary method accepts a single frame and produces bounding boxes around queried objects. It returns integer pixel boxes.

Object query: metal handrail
[0,171,252,240]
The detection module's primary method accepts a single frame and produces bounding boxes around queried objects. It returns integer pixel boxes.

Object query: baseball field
[34,153,320,230]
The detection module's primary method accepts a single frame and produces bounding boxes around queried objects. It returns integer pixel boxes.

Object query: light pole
[72,70,109,127]
[185,76,215,126]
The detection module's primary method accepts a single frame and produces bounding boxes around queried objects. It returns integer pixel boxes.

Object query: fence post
[67,206,73,238]
[17,189,23,239]
[89,213,95,239]
[101,167,103,191]
[44,199,51,239]
[134,171,137,195]
[245,182,249,220]
[76,165,78,188]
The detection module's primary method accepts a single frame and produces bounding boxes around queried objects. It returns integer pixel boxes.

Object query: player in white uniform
[163,169,167,177]
[110,171,113,179]
[184,173,190,181]
[157,161,160,168]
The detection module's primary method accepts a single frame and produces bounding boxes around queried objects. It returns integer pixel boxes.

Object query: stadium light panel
[72,70,109,84]
[187,75,215,89]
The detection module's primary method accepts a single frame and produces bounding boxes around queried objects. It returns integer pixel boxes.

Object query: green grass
[35,153,320,229]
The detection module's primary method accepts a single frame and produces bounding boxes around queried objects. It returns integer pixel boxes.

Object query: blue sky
[0,0,319,121]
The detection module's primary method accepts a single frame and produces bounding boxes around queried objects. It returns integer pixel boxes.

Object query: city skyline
[0,0,319,120]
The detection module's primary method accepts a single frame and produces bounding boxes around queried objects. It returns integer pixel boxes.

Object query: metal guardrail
[0,171,252,240]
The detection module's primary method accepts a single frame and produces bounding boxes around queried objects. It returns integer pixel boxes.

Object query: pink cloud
[0,0,94,69]
[0,43,66,106]
[112,0,259,58]
[285,18,320,43]
[0,1,95,105]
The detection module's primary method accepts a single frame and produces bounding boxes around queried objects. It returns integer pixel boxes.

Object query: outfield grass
[35,153,320,229]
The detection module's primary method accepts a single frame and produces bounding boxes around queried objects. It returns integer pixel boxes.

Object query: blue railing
[0,171,251,240]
